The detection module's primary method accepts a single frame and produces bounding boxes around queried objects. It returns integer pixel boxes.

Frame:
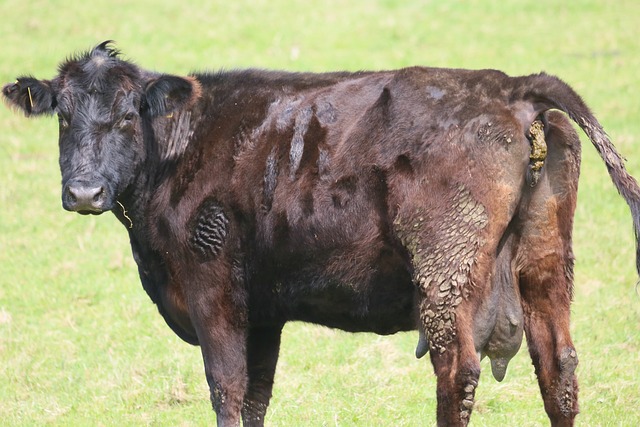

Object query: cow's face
[2,41,199,215]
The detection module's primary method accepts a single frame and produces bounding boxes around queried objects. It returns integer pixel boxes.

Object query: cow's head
[2,41,200,214]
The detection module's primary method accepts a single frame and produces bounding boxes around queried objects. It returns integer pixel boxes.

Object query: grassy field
[1,0,639,425]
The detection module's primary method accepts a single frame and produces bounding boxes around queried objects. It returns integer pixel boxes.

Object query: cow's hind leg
[241,325,283,427]
[517,111,581,426]
[519,253,578,426]
[419,258,489,426]
[396,183,496,426]
[428,321,481,426]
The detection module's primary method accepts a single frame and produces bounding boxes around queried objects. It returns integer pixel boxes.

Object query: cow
[3,41,640,427]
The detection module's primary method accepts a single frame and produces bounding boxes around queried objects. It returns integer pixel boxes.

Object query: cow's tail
[515,72,640,276]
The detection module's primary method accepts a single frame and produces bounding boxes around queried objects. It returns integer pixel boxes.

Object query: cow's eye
[57,113,69,129]
[118,112,136,128]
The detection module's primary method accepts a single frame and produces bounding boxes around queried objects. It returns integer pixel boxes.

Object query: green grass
[1,0,639,425]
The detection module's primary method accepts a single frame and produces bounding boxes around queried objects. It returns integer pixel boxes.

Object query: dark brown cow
[4,42,640,426]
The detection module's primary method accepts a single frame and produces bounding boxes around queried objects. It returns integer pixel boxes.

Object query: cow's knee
[242,399,268,427]
[209,380,227,414]
[206,374,245,427]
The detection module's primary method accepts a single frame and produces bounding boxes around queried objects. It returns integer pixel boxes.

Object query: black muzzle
[62,179,111,214]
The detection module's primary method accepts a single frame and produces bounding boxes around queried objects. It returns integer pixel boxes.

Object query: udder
[472,241,524,381]
[413,252,524,378]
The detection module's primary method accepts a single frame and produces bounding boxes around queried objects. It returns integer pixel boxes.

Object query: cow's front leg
[186,267,249,426]
[201,331,247,427]
[242,325,283,426]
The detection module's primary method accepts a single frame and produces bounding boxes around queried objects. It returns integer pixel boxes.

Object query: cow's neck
[111,183,148,234]
[108,131,168,301]
[109,109,196,234]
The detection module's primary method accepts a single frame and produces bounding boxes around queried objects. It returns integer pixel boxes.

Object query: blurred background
[0,1,638,425]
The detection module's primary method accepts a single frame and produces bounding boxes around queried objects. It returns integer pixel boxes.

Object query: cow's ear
[2,77,55,116]
[142,75,201,117]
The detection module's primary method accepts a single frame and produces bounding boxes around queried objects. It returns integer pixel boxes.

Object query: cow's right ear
[2,77,55,116]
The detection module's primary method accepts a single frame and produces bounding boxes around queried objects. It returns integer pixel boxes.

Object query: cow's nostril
[92,187,104,202]
[67,187,78,203]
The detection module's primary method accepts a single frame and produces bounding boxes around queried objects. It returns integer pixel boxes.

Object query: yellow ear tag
[27,87,34,110]
[166,113,174,119]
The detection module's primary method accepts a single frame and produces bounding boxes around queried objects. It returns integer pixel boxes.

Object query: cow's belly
[288,277,418,334]
[248,246,418,334]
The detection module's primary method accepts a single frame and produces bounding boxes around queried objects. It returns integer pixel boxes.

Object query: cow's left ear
[2,77,56,116]
[142,75,201,117]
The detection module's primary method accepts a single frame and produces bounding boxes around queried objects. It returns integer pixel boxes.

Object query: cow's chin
[69,204,112,216]
[76,209,107,216]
